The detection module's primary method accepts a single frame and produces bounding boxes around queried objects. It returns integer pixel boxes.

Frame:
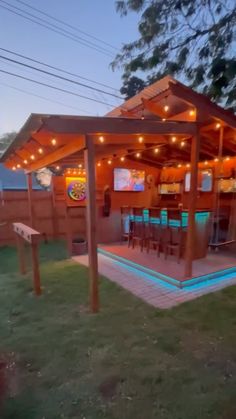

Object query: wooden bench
[13,223,43,296]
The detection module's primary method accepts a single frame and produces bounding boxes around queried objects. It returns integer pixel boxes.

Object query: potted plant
[72,237,87,255]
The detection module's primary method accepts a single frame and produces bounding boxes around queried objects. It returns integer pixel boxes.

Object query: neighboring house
[0,163,42,190]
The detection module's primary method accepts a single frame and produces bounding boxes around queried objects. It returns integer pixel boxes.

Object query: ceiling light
[38,148,43,154]
[99,136,104,143]
[162,118,166,122]
[186,163,190,168]
[154,148,159,154]
[136,152,141,158]
[180,141,185,147]
[97,162,101,167]
[171,136,177,143]
[138,136,144,143]
[164,105,169,112]
[215,122,221,129]
[51,138,57,146]
[30,155,35,160]
[12,166,16,171]
[189,110,195,117]
[178,164,182,168]
[23,159,28,164]
[17,164,21,168]
[78,163,82,168]
[214,158,219,162]
[120,156,125,162]
[108,159,112,164]
[56,165,60,170]
[225,156,230,161]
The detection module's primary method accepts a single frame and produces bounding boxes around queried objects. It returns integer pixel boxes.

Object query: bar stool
[165,209,184,263]
[120,206,132,246]
[146,207,162,256]
[131,207,145,251]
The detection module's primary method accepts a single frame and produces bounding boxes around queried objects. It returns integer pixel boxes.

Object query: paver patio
[73,253,236,309]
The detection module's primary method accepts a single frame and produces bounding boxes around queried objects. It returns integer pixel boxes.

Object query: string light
[214,157,219,162]
[83,170,86,175]
[189,110,195,117]
[30,154,35,160]
[164,105,169,112]
[215,122,221,129]
[56,165,60,170]
[108,159,112,164]
[51,138,57,146]
[120,156,125,162]
[23,159,28,164]
[38,148,43,154]
[204,160,208,165]
[225,156,230,161]
[97,162,101,167]
[186,163,190,168]
[16,164,21,168]
[162,118,166,122]
[12,166,16,171]
[67,170,71,174]
[78,163,82,168]
[177,164,182,168]
[171,136,176,143]
[73,170,76,175]
[180,141,185,147]
[154,148,159,154]
[136,152,141,158]
[141,115,144,120]
[99,135,104,143]
[138,136,144,143]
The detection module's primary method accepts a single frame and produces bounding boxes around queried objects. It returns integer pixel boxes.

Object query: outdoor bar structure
[1,76,236,312]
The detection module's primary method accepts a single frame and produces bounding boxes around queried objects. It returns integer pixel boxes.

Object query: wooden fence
[0,190,86,246]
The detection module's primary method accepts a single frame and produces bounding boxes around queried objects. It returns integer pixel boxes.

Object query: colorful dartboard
[67,179,86,201]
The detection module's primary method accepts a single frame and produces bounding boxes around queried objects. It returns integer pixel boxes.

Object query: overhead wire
[0,68,116,107]
[0,47,120,92]
[13,0,119,52]
[0,1,114,57]
[0,81,93,113]
[0,54,123,99]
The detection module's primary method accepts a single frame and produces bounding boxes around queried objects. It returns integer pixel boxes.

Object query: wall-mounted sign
[65,176,86,206]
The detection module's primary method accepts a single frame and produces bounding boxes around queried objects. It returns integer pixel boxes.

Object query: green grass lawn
[0,241,236,419]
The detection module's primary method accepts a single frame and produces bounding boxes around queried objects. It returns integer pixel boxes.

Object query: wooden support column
[51,177,59,240]
[15,233,26,275]
[31,242,41,296]
[27,173,34,228]
[65,205,73,256]
[84,135,99,313]
[184,130,200,278]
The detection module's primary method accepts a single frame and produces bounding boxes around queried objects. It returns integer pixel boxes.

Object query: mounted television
[185,169,213,192]
[114,168,145,191]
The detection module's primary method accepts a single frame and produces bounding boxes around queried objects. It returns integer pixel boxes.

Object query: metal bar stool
[165,209,184,263]
[146,207,162,256]
[131,207,145,251]
[120,206,132,246]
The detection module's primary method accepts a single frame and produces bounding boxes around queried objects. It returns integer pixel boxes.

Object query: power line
[0,81,93,113]
[0,1,114,57]
[0,68,116,107]
[0,54,123,99]
[0,47,120,92]
[14,0,118,52]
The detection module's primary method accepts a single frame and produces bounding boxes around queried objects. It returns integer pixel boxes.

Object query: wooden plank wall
[0,190,86,246]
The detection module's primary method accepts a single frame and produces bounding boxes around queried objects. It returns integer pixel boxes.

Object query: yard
[0,241,236,419]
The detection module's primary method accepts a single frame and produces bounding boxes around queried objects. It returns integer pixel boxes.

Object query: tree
[112,0,236,109]
[0,132,16,156]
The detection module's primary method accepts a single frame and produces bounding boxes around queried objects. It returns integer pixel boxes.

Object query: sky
[0,0,140,134]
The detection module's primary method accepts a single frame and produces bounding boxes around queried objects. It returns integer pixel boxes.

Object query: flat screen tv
[114,168,145,191]
[184,169,213,192]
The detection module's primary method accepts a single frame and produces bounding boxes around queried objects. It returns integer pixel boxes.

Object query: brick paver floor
[73,253,236,309]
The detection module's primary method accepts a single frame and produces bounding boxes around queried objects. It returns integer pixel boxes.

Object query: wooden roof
[1,76,235,171]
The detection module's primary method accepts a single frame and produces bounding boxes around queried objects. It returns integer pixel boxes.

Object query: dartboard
[67,179,86,201]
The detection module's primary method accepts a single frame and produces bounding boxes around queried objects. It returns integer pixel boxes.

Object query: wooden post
[31,242,41,296]
[15,234,26,275]
[84,135,99,313]
[184,130,200,278]
[51,177,58,239]
[27,173,34,228]
[65,205,73,256]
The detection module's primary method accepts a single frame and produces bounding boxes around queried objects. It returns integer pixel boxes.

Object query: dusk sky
[0,0,140,134]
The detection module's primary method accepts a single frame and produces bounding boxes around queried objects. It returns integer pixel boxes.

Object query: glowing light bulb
[154,148,159,154]
[17,164,21,168]
[180,141,185,147]
[171,136,177,143]
[186,163,190,168]
[12,166,16,171]
[51,138,57,146]
[162,118,166,122]
[164,105,169,112]
[138,136,144,143]
[56,165,60,170]
[78,164,82,168]
[30,155,35,160]
[204,160,208,165]
[178,164,182,168]
[108,159,112,165]
[120,156,125,162]
[38,148,43,154]
[189,110,195,117]
[225,156,230,161]
[214,158,219,162]
[215,122,221,129]
[136,152,141,158]
[99,136,104,143]
[23,159,28,164]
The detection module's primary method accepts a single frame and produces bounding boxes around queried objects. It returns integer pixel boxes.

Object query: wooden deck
[98,243,236,287]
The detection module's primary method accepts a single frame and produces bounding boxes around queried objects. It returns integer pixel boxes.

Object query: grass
[0,241,236,419]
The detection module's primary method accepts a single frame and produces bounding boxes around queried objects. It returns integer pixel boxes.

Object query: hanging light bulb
[189,110,195,117]
[120,156,125,162]
[178,164,182,168]
[171,136,177,143]
[56,165,60,170]
[97,162,101,167]
[138,136,144,143]
[51,138,57,146]
[99,135,104,143]
[186,163,190,168]
[108,159,112,164]
[180,141,185,147]
[154,148,159,154]
[16,164,21,168]
[162,118,166,122]
[214,157,219,162]
[38,148,43,154]
[12,166,16,171]
[164,105,169,112]
[78,163,82,168]
[136,152,141,158]
[215,122,221,129]
[225,156,230,161]
[30,154,35,160]
[204,160,208,165]
[23,159,28,165]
